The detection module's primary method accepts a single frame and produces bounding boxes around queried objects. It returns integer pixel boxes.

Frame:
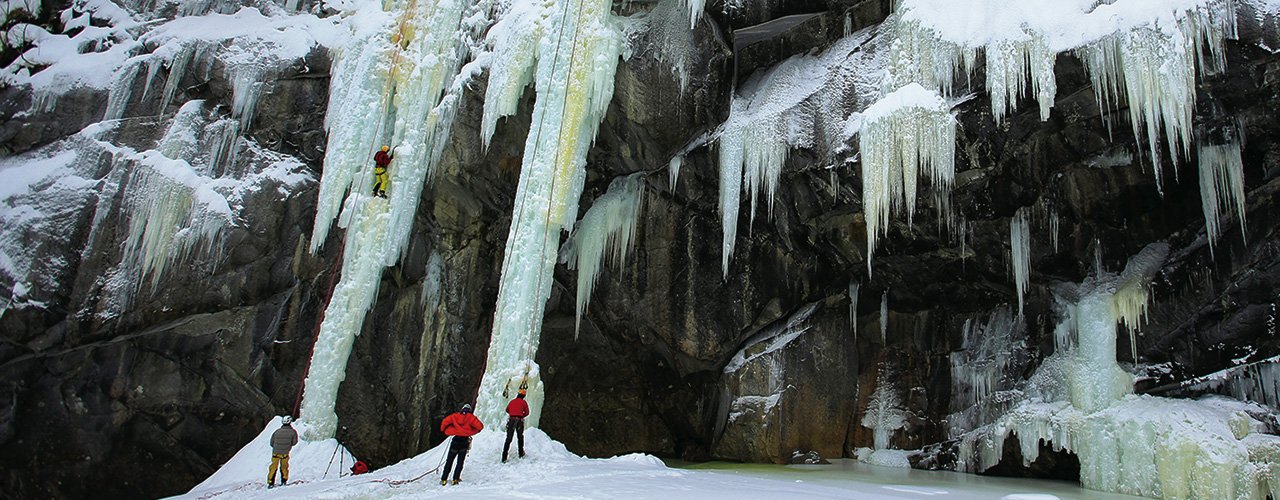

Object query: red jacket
[506,397,530,418]
[441,412,484,437]
[374,151,392,167]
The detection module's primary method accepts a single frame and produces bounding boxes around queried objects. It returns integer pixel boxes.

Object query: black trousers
[503,417,525,460]
[441,437,469,481]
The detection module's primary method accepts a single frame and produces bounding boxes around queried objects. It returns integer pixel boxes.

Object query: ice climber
[439,403,484,485]
[502,389,529,462]
[372,145,393,198]
[267,416,299,488]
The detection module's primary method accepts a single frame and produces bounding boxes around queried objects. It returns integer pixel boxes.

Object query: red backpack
[350,461,369,475]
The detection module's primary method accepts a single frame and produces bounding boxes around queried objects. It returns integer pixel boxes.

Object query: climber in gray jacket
[268,416,299,488]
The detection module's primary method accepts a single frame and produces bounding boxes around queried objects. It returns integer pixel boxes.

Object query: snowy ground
[174,423,1137,500]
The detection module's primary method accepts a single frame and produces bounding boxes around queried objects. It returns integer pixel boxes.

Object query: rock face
[2,0,1279,498]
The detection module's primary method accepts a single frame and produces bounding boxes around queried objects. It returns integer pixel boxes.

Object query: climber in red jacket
[439,403,484,485]
[502,389,529,462]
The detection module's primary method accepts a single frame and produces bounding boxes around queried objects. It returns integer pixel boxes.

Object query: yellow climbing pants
[373,167,389,194]
[268,453,290,484]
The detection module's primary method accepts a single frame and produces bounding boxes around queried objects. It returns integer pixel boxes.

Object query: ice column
[476,0,624,427]
[862,370,907,450]
[562,173,645,337]
[298,198,392,439]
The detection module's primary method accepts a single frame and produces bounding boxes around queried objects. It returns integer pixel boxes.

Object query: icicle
[717,105,788,277]
[120,151,231,294]
[849,281,860,341]
[646,0,697,92]
[680,0,704,29]
[140,56,163,102]
[879,290,888,344]
[1049,208,1060,252]
[1010,208,1031,316]
[562,173,645,337]
[476,0,625,427]
[104,61,141,121]
[1111,279,1149,362]
[1078,3,1237,192]
[159,44,196,115]
[986,34,1057,124]
[481,2,543,149]
[1197,142,1247,254]
[668,155,682,190]
[860,83,956,275]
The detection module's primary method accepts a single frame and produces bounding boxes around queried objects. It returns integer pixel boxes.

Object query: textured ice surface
[1010,208,1030,316]
[859,83,956,274]
[956,244,1280,499]
[1197,141,1248,253]
[562,173,645,337]
[476,0,625,427]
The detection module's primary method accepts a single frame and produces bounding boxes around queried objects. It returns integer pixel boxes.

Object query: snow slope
[178,427,1137,499]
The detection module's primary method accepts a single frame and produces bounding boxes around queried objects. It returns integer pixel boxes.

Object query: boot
[452,479,461,485]
[267,483,275,489]
[440,480,447,486]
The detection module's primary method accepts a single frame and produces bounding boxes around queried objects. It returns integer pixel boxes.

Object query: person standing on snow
[372,145,393,198]
[268,416,299,488]
[440,403,484,486]
[502,389,529,462]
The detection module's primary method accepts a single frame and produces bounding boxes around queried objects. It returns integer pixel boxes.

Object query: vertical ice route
[474,0,624,427]
[299,0,480,440]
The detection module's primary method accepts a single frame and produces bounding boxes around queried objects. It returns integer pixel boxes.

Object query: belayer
[439,403,484,486]
[502,389,529,462]
[373,145,393,198]
[267,416,299,488]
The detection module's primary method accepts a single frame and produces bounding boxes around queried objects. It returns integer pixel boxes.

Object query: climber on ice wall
[372,145,393,198]
[439,403,484,486]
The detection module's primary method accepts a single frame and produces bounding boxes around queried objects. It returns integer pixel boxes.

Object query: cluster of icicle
[473,0,625,427]
[855,0,1242,276]
[562,173,646,337]
[858,83,956,275]
[301,0,487,439]
[957,244,1280,500]
[118,102,233,296]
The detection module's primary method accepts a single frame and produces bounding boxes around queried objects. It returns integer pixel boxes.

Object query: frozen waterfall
[299,0,484,439]
[475,0,624,427]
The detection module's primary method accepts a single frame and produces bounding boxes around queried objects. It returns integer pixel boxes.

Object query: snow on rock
[185,417,355,497]
[561,172,646,337]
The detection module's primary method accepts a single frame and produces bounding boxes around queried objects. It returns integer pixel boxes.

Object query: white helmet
[282,415,293,425]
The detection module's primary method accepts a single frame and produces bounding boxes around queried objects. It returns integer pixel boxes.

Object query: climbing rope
[291,0,424,419]
[491,0,592,402]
